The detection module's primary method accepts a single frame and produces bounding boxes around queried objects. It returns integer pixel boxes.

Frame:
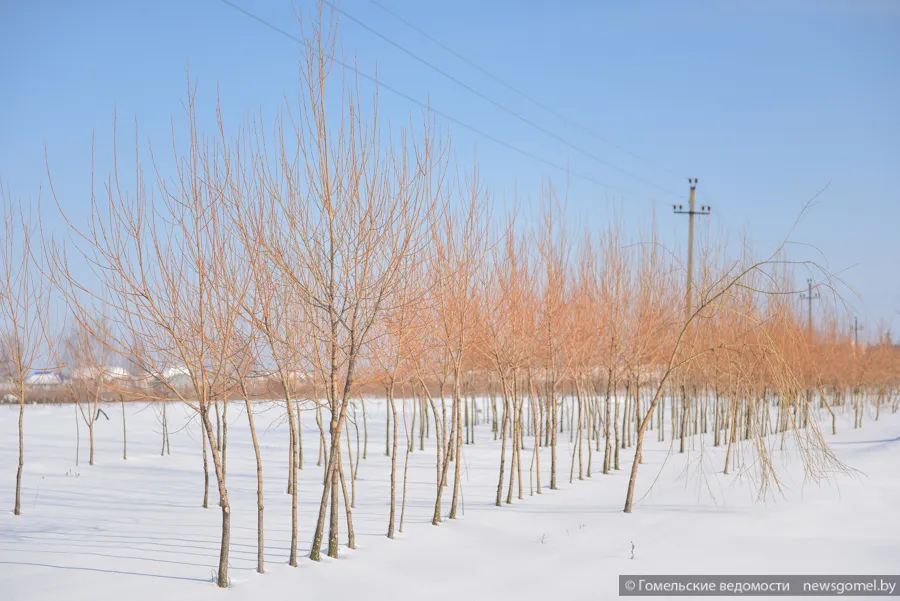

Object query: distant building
[250,369,309,384]
[70,366,130,382]
[104,366,130,381]
[159,366,192,389]
[24,370,63,386]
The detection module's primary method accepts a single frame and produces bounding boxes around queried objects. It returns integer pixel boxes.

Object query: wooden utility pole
[673,178,710,321]
[853,316,864,354]
[800,278,819,340]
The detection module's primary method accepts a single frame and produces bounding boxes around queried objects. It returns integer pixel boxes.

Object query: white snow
[1,400,898,601]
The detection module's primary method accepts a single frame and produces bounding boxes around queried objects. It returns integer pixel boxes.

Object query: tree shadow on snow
[0,561,207,583]
[831,436,899,445]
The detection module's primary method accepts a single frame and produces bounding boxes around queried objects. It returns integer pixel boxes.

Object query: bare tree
[428,168,490,522]
[0,187,47,516]
[52,318,113,466]
[46,84,251,587]
[247,3,440,560]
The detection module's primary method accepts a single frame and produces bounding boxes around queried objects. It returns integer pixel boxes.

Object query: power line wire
[370,0,730,214]
[318,0,683,200]
[217,0,667,202]
[370,0,690,189]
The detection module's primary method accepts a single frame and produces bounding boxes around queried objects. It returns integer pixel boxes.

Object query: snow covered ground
[1,400,898,600]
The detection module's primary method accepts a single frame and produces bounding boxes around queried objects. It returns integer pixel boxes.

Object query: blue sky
[1,0,898,337]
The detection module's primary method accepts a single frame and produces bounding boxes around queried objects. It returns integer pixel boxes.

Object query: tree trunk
[464,394,470,445]
[338,448,355,549]
[161,403,168,457]
[515,390,524,499]
[328,417,340,559]
[624,383,667,513]
[310,397,353,561]
[724,399,738,475]
[202,422,209,508]
[613,385,621,471]
[14,386,25,516]
[215,401,222,451]
[296,399,303,470]
[603,375,612,475]
[496,382,509,506]
[385,397,391,457]
[121,396,127,461]
[713,389,720,447]
[89,419,95,466]
[658,397,665,442]
[284,398,298,566]
[400,445,411,533]
[201,406,230,588]
[420,395,426,450]
[550,385,558,489]
[346,424,357,508]
[387,386,399,538]
[491,386,498,440]
[245,400,264,574]
[411,393,418,452]
[431,386,452,525]
[362,398,368,459]
[577,387,584,480]
[75,404,80,466]
[528,375,542,493]
[429,395,442,490]
[221,401,228,481]
[399,394,411,533]
[287,416,295,493]
[449,373,464,518]
[309,452,335,561]
[316,404,326,467]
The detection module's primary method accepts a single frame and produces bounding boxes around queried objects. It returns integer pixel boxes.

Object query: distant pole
[674,178,710,322]
[808,280,813,338]
[800,278,820,340]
